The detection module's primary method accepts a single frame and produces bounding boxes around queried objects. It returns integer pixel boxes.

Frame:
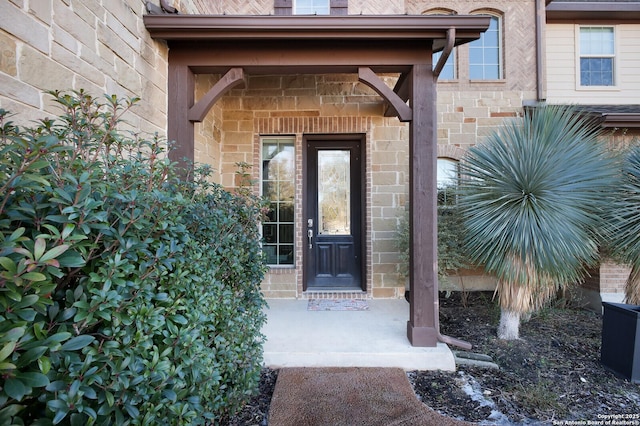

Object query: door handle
[308,229,313,249]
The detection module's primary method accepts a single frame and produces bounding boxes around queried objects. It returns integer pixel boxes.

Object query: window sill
[575,85,620,92]
[267,265,296,271]
[469,79,506,84]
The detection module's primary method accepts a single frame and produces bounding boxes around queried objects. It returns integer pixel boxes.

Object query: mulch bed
[228,291,640,425]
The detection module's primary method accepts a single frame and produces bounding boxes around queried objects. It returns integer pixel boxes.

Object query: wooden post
[167,61,195,171]
[407,63,439,347]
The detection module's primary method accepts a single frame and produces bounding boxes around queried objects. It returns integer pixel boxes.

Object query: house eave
[602,114,640,129]
[525,102,640,129]
[546,1,640,22]
[143,15,490,52]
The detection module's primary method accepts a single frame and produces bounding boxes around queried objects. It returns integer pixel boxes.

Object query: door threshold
[304,289,368,299]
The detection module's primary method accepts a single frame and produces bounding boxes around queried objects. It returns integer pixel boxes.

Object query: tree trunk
[497,308,521,340]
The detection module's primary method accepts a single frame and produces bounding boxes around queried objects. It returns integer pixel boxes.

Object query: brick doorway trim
[144,14,489,348]
[255,117,373,300]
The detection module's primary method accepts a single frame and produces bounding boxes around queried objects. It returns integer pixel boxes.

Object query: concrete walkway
[262,299,455,371]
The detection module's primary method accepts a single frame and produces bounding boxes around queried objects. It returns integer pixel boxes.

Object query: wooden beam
[358,67,412,122]
[188,68,246,122]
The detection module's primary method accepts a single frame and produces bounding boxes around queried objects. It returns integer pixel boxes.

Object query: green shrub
[0,90,267,425]
[397,186,469,280]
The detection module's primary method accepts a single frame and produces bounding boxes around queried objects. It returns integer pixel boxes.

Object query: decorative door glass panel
[318,150,350,235]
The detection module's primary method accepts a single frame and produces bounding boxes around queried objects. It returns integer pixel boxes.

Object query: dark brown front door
[304,138,363,290]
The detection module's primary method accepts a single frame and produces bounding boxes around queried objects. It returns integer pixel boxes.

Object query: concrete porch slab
[262,299,456,371]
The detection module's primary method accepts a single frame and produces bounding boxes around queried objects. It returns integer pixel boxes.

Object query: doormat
[307,299,369,311]
[269,367,470,426]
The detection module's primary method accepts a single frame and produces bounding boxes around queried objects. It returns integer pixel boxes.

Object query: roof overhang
[546,1,640,22]
[526,102,640,129]
[143,15,490,53]
[601,114,640,128]
[581,106,640,128]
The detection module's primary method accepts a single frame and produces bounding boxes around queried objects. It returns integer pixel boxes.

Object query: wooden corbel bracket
[358,67,412,122]
[188,68,246,122]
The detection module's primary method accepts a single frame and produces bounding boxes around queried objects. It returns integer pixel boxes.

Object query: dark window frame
[261,137,296,267]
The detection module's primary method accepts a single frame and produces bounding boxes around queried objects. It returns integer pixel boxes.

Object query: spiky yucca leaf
[459,104,616,314]
[605,142,640,304]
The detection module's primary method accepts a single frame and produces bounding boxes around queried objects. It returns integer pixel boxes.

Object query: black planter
[601,302,640,383]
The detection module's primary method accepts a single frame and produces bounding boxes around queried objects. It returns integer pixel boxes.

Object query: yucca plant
[458,104,616,339]
[605,140,640,304]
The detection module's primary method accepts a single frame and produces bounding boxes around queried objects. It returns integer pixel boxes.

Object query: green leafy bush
[0,90,267,425]
[397,186,469,280]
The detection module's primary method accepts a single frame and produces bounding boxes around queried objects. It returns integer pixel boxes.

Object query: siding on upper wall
[546,23,640,104]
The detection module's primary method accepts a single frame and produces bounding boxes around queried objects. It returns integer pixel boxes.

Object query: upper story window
[295,0,329,15]
[469,14,502,80]
[262,137,296,266]
[275,0,347,16]
[579,26,615,87]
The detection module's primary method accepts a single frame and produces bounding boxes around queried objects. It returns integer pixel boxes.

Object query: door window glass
[318,150,350,235]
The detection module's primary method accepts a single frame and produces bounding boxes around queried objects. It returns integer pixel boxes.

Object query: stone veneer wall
[0,1,175,136]
[599,263,631,297]
[578,262,629,311]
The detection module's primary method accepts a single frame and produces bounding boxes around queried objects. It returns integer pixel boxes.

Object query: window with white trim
[294,0,330,15]
[579,26,615,87]
[469,14,502,80]
[262,138,295,266]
